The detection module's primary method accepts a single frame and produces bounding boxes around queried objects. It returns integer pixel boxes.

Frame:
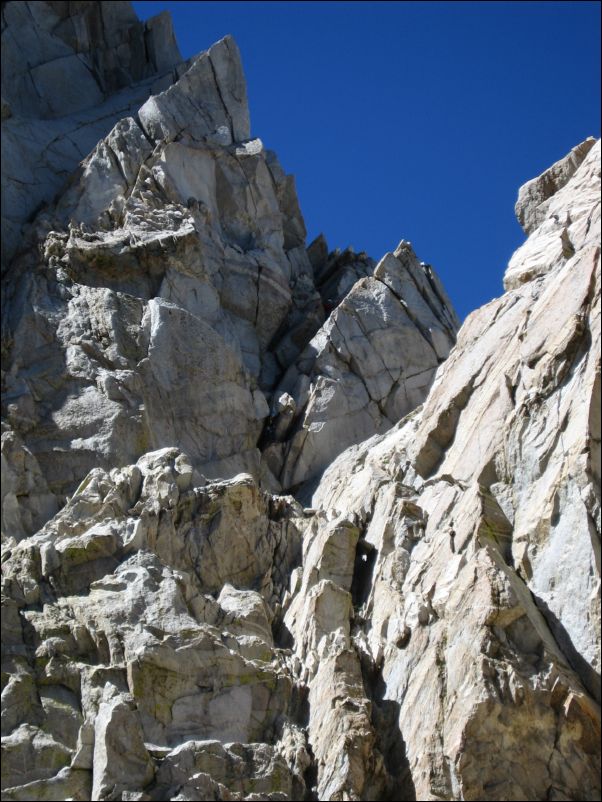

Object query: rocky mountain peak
[506,136,600,289]
[1,3,600,801]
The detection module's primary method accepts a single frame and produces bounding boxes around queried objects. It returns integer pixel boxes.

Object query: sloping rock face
[1,2,600,801]
[270,241,459,491]
[1,0,457,530]
[313,137,601,800]
[507,136,599,289]
[1,0,182,271]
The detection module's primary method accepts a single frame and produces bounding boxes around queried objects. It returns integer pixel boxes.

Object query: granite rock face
[506,136,599,291]
[1,0,457,523]
[1,0,183,271]
[271,241,458,491]
[1,2,600,800]
[313,138,601,800]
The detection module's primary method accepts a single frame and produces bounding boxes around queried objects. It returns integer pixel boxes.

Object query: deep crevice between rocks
[351,539,377,610]
[357,646,417,801]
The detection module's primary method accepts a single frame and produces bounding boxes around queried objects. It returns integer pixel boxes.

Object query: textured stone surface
[1,0,183,270]
[2,30,308,499]
[505,137,600,289]
[1,2,600,800]
[1,1,456,516]
[270,241,458,491]
[313,138,601,800]
[1,447,307,799]
[515,136,596,235]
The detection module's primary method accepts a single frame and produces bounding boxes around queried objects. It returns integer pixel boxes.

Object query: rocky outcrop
[506,136,599,289]
[1,448,309,800]
[2,21,317,506]
[269,241,458,492]
[1,1,600,800]
[514,137,597,236]
[313,137,601,799]
[1,1,183,270]
[1,0,457,531]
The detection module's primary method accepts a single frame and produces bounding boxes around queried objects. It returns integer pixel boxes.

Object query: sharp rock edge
[1,2,600,801]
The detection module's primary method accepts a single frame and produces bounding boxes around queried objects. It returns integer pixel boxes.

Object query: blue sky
[133,1,600,319]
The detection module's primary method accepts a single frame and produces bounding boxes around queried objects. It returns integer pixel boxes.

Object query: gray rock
[1,429,58,543]
[2,3,455,526]
[1,446,306,797]
[91,688,154,801]
[505,137,600,289]
[515,136,597,234]
[2,2,599,800]
[1,0,183,270]
[313,139,602,800]
[274,241,458,490]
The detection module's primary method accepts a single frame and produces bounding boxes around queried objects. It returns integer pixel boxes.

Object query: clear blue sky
[133,1,600,319]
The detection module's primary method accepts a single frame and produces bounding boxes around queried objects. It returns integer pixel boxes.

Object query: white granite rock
[505,138,600,289]
[2,1,457,525]
[1,2,599,800]
[312,138,601,800]
[515,136,597,235]
[1,1,183,270]
[274,241,458,491]
[1,446,306,797]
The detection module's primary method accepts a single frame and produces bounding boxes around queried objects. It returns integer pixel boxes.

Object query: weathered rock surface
[1,1,600,800]
[270,241,458,491]
[313,137,601,799]
[515,136,597,236]
[506,136,599,289]
[1,0,183,270]
[1,0,457,527]
[1,447,307,800]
